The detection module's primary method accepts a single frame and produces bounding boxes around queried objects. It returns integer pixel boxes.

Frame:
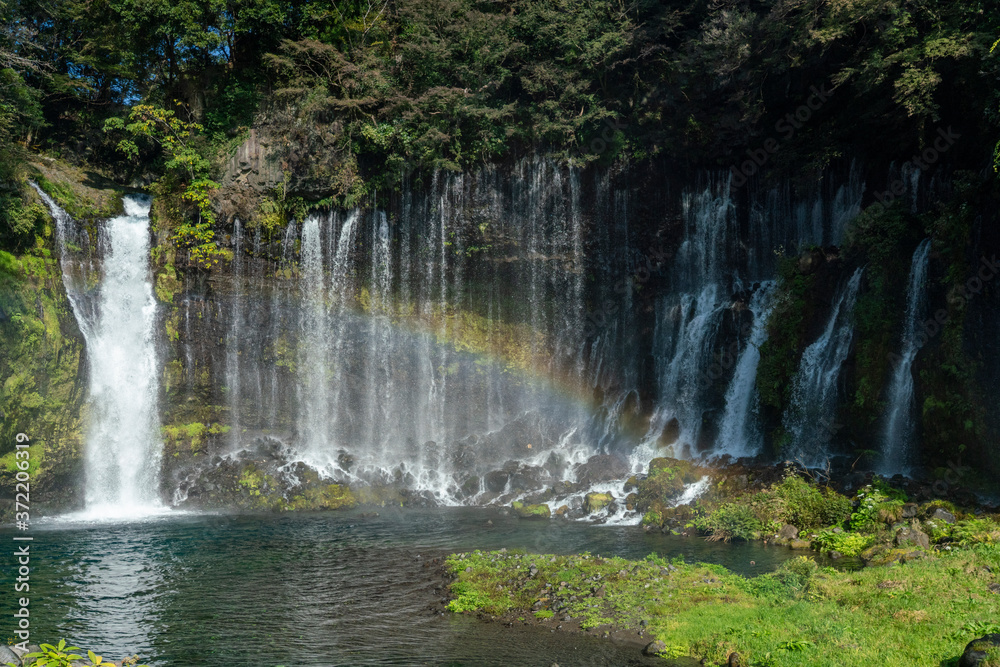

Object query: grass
[445,543,1000,666]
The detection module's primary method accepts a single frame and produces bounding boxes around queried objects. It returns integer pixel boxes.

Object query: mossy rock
[635,457,698,511]
[584,492,614,514]
[961,634,1000,667]
[860,544,934,567]
[285,483,356,511]
[641,509,663,527]
[512,500,551,519]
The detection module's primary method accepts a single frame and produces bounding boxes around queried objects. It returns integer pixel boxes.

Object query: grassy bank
[445,543,1000,666]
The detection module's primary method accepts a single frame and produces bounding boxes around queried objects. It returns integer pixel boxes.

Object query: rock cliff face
[14,154,1000,514]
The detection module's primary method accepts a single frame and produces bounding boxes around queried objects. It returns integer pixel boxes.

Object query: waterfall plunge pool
[1,508,832,666]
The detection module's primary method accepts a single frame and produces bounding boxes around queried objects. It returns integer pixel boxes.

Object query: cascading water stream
[713,281,777,457]
[880,238,932,474]
[33,185,163,517]
[782,267,864,466]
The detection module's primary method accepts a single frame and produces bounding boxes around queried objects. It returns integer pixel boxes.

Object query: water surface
[2,508,820,666]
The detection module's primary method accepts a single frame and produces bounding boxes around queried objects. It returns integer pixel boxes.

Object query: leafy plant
[21,640,82,667]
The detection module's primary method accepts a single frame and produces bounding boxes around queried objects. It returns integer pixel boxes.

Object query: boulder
[484,470,510,493]
[0,646,20,666]
[895,526,931,549]
[932,508,957,524]
[12,645,40,667]
[574,455,630,487]
[511,501,551,520]
[901,503,919,518]
[789,539,812,550]
[584,492,614,514]
[778,524,799,540]
[728,652,744,667]
[624,492,638,510]
[961,634,1000,667]
[643,640,667,656]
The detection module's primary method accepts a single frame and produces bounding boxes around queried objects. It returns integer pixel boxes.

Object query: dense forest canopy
[0,0,996,219]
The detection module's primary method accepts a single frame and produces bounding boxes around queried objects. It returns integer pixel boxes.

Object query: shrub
[951,518,1000,546]
[812,529,876,557]
[775,476,852,530]
[850,482,905,533]
[694,502,764,542]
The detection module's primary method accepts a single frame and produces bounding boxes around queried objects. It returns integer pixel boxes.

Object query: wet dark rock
[574,454,630,487]
[728,652,744,667]
[961,634,1000,667]
[484,470,510,493]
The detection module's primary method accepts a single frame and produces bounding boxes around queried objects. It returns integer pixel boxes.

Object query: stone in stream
[961,633,1000,667]
[584,492,614,514]
[511,501,550,519]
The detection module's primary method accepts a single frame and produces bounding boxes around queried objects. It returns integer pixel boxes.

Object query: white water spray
[34,185,163,517]
[880,239,932,474]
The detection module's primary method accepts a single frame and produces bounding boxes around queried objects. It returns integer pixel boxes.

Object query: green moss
[446,543,1000,666]
[285,483,357,511]
[583,492,613,513]
[511,501,551,519]
[756,255,818,413]
[155,264,182,303]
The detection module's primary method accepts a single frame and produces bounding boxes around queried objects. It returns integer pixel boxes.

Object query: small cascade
[880,239,932,474]
[713,281,777,457]
[34,185,163,516]
[298,215,330,457]
[644,177,733,456]
[782,267,864,465]
[225,219,244,446]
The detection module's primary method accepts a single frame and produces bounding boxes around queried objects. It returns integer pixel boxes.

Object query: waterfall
[33,185,163,516]
[713,281,777,457]
[782,267,864,465]
[299,215,330,457]
[880,238,932,474]
[644,177,733,456]
[226,219,244,446]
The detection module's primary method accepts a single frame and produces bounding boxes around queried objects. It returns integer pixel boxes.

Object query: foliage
[8,642,148,667]
[693,502,766,542]
[812,529,876,557]
[445,545,1000,666]
[756,255,817,414]
[850,481,906,532]
[774,475,853,532]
